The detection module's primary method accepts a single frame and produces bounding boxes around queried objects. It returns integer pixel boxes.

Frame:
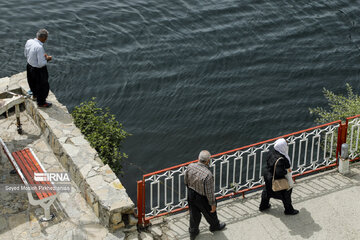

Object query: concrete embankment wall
[0,72,136,231]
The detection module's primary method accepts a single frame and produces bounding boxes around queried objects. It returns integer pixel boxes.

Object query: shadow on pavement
[270,207,322,238]
[197,230,229,240]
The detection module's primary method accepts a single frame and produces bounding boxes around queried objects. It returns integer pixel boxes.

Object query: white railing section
[212,124,339,197]
[347,117,360,159]
[142,122,340,219]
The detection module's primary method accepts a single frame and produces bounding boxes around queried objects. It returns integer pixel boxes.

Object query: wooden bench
[0,92,24,134]
[0,137,57,221]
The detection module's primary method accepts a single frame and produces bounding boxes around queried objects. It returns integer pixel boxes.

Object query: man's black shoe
[284,209,299,215]
[38,102,52,108]
[209,222,226,232]
[259,204,271,211]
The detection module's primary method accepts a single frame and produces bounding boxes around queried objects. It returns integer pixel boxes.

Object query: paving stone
[80,163,93,179]
[122,225,137,233]
[0,77,10,91]
[104,230,126,240]
[87,175,104,192]
[110,179,125,189]
[140,232,154,240]
[150,226,162,237]
[70,135,88,146]
[30,231,41,238]
[79,213,99,225]
[62,143,80,157]
[0,231,14,240]
[126,232,140,240]
[81,223,108,240]
[8,212,28,229]
[0,216,8,232]
[12,230,30,240]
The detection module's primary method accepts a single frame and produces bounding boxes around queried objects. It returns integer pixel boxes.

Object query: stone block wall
[0,72,136,231]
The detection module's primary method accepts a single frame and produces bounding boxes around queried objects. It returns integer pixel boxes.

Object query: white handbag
[285,171,294,189]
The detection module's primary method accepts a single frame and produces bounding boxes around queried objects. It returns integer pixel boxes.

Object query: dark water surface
[1,0,359,201]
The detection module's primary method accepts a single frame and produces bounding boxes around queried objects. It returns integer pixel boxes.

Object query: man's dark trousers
[27,63,49,105]
[187,187,220,234]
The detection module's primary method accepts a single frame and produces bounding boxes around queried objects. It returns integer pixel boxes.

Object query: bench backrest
[0,138,56,199]
[0,137,29,185]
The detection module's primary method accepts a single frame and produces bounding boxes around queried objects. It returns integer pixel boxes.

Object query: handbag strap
[272,157,283,182]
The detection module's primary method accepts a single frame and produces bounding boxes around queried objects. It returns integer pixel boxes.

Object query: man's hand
[44,54,52,62]
[210,205,216,213]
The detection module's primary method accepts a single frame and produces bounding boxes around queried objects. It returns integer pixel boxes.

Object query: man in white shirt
[24,29,52,108]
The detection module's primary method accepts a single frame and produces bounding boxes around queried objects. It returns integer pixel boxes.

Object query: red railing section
[137,115,360,225]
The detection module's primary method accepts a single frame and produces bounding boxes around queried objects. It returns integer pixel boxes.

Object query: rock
[140,232,154,240]
[62,143,79,157]
[111,221,125,231]
[105,230,126,240]
[30,231,41,238]
[111,213,122,224]
[150,226,162,237]
[128,214,138,226]
[82,223,108,240]
[126,232,139,240]
[123,225,137,233]
[0,216,7,232]
[93,202,99,217]
[110,179,125,190]
[70,135,88,146]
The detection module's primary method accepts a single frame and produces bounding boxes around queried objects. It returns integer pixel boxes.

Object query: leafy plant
[310,84,360,159]
[71,98,130,173]
[309,83,360,123]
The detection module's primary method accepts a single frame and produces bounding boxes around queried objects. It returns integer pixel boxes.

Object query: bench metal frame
[0,138,58,221]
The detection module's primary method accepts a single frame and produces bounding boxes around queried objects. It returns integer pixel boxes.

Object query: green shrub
[310,84,360,158]
[71,98,130,173]
[309,83,360,123]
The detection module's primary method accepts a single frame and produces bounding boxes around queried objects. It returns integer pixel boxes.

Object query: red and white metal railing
[137,115,360,225]
[346,114,360,161]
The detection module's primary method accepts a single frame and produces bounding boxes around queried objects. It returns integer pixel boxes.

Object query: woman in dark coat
[259,138,299,215]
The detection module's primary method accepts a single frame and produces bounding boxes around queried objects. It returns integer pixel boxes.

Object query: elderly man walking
[24,29,52,108]
[184,150,226,240]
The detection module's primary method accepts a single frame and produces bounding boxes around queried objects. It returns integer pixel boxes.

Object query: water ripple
[0,0,359,200]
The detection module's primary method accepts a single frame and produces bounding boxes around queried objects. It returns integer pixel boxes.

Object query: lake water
[0,0,359,201]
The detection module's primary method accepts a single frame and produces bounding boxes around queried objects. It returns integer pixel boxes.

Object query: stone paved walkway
[145,162,360,240]
[0,109,127,240]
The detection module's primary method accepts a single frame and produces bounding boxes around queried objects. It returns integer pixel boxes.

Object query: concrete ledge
[1,72,135,231]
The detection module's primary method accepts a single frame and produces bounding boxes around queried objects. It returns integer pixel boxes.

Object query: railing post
[137,179,150,227]
[339,143,350,174]
[137,180,144,226]
[336,123,348,164]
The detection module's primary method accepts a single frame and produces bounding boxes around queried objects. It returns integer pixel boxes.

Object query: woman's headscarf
[274,138,291,164]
